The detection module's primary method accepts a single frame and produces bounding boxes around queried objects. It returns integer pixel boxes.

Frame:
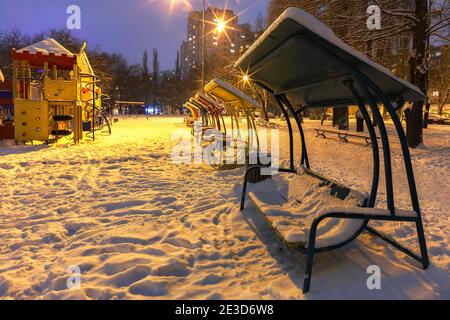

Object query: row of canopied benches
[182,7,429,294]
[234,7,429,294]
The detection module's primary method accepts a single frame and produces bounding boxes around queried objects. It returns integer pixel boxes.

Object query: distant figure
[356,110,365,132]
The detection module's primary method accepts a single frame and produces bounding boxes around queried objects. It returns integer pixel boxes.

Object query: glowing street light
[168,0,193,14]
[216,20,226,34]
[164,0,258,93]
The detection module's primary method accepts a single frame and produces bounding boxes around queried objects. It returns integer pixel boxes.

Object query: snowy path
[0,116,448,299]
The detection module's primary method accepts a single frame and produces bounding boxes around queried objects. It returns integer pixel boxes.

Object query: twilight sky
[0,0,270,70]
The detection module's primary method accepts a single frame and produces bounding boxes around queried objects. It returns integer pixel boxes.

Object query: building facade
[180,7,258,79]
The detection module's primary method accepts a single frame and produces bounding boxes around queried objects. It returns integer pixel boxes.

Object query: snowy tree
[152,48,160,107]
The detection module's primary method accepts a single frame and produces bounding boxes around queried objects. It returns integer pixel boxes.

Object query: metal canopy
[195,92,224,111]
[235,8,424,107]
[183,101,200,114]
[204,78,258,110]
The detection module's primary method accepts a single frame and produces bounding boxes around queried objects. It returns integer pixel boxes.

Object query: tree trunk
[407,0,428,148]
[438,90,449,115]
[333,107,349,130]
[252,84,269,121]
[423,97,431,129]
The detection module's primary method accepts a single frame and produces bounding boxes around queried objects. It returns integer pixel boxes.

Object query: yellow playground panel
[11,38,103,144]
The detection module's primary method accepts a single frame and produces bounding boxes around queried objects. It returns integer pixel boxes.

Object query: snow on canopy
[204,78,258,110]
[235,7,424,103]
[77,42,95,76]
[15,38,74,57]
[196,92,220,106]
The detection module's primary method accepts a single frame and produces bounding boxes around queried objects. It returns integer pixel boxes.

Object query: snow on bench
[248,167,369,249]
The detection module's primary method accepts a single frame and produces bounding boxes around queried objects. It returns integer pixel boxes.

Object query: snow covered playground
[0,116,448,299]
[0,5,449,302]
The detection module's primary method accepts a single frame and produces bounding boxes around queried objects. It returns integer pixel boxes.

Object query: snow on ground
[0,116,448,299]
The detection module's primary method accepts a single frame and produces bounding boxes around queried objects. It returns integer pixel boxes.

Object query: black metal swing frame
[239,34,429,294]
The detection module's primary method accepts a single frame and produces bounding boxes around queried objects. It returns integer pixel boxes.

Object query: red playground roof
[12,38,77,69]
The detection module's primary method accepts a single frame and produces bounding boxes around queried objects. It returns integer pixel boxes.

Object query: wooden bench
[315,127,380,147]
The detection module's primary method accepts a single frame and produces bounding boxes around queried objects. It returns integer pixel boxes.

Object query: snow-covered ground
[0,116,448,299]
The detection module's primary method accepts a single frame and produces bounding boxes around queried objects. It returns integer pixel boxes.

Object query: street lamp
[168,0,232,93]
[216,20,226,34]
[201,0,206,93]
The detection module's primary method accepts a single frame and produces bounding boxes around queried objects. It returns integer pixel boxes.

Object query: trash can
[247,152,272,184]
[82,121,91,132]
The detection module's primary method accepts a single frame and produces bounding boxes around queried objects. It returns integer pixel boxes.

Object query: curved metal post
[280,94,310,169]
[219,112,226,134]
[364,80,429,268]
[246,110,260,152]
[344,80,380,208]
[366,84,421,213]
[354,76,395,214]
[274,95,295,172]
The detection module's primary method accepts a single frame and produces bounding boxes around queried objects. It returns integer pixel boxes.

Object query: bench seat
[248,168,369,249]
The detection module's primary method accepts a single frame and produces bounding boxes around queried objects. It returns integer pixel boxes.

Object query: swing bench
[183,101,201,127]
[185,98,215,135]
[203,79,268,172]
[192,93,227,142]
[236,7,429,294]
[204,78,260,145]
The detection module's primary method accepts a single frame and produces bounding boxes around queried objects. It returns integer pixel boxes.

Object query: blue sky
[0,0,270,69]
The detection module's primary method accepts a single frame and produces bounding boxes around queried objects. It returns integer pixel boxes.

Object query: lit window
[231,49,235,53]
[231,43,235,47]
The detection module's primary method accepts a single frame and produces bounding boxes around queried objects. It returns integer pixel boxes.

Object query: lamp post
[201,0,206,93]
[170,0,225,93]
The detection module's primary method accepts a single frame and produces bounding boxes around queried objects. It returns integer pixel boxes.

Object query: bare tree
[430,45,450,115]
[152,48,160,107]
[142,49,150,105]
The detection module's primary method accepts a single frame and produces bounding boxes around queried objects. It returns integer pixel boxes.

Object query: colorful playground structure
[0,38,111,144]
